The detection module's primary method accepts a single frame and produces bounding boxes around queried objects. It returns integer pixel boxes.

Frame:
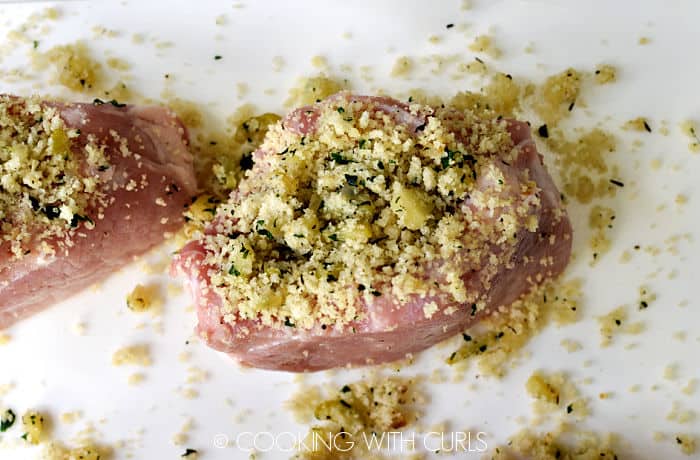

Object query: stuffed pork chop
[174,93,572,371]
[0,95,197,328]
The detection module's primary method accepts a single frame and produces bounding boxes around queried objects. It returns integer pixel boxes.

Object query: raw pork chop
[174,93,571,371]
[0,95,196,328]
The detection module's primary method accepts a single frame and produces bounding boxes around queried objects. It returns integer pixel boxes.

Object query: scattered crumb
[559,339,581,353]
[59,411,81,424]
[667,401,695,424]
[594,64,617,84]
[675,434,697,455]
[664,363,679,381]
[126,283,161,313]
[390,56,413,78]
[128,373,145,386]
[597,306,644,346]
[623,117,652,132]
[112,345,152,366]
[469,35,502,58]
[680,120,700,152]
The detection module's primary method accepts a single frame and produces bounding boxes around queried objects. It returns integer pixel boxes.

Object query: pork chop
[0,95,197,328]
[174,93,571,371]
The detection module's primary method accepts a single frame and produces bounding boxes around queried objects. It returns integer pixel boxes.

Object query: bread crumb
[594,64,617,84]
[390,56,413,78]
[623,117,652,132]
[667,401,696,424]
[469,35,502,58]
[449,279,582,377]
[287,375,424,458]
[675,434,697,455]
[598,306,634,346]
[682,379,697,396]
[172,417,194,446]
[126,283,161,313]
[680,120,700,152]
[59,411,81,424]
[559,338,581,353]
[112,344,151,366]
[128,373,145,386]
[664,363,679,381]
[490,429,619,459]
[272,56,285,72]
[21,410,46,444]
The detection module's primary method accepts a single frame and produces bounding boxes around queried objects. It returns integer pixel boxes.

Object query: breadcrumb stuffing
[545,128,617,204]
[448,279,581,377]
[35,41,104,92]
[534,68,582,126]
[0,95,107,258]
[41,440,107,460]
[489,429,620,460]
[287,375,424,459]
[198,93,530,331]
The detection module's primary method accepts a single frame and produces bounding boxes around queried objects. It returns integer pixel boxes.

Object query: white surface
[1,0,699,458]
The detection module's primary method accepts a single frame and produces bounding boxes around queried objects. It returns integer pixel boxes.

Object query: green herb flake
[257,228,273,240]
[330,152,352,164]
[1,409,16,432]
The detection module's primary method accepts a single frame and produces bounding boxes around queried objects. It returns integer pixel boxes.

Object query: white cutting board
[0,1,699,458]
